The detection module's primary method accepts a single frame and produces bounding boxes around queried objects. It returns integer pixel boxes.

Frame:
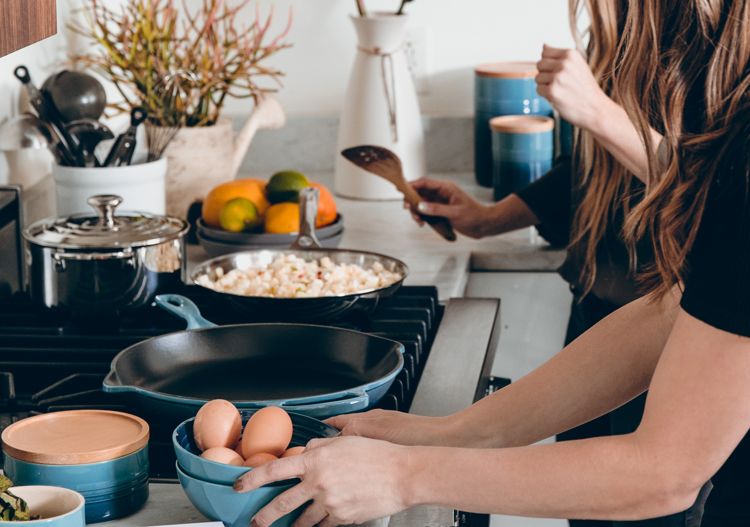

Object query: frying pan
[191,187,409,321]
[102,295,405,420]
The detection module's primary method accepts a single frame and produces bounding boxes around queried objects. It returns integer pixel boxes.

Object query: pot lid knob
[87,194,123,228]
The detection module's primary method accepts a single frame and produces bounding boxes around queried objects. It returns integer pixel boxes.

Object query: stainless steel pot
[23,194,189,314]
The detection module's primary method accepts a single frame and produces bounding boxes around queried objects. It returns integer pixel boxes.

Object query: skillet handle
[274,390,370,418]
[154,294,218,329]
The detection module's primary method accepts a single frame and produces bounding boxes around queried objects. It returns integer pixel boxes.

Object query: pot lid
[475,61,538,79]
[24,194,188,249]
[1,410,149,465]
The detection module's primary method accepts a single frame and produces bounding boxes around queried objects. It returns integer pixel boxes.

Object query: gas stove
[0,285,443,480]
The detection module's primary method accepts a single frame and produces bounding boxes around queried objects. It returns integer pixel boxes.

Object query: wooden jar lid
[489,115,554,133]
[1,410,149,465]
[475,61,538,79]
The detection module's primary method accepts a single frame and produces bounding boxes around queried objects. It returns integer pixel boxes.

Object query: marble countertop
[189,172,566,300]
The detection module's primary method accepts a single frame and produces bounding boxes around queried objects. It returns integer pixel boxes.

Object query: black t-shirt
[516,158,653,307]
[681,126,750,337]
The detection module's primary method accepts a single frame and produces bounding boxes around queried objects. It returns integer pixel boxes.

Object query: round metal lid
[24,195,189,250]
[1,410,149,465]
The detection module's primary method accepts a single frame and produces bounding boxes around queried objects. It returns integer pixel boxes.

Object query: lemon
[219,198,261,232]
[266,170,310,204]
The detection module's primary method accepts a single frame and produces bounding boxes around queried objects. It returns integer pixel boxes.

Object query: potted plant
[73,0,292,217]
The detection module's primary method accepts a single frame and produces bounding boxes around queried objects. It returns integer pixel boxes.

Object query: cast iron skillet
[103,295,405,420]
[190,187,409,321]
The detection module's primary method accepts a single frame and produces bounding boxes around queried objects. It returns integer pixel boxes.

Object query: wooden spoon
[341,145,457,242]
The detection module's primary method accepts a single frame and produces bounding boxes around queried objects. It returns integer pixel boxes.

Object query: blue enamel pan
[103,295,404,420]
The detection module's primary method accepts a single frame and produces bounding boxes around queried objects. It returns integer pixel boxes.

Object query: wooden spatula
[341,145,457,242]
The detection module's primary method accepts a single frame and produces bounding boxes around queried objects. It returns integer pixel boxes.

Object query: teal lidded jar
[474,62,553,187]
[490,115,554,201]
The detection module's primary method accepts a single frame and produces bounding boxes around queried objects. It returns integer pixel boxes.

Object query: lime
[219,197,261,232]
[266,170,310,204]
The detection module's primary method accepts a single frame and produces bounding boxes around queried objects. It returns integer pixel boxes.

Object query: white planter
[53,158,167,216]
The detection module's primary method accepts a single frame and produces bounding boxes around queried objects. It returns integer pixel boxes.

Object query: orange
[310,182,337,228]
[264,203,300,234]
[202,179,270,228]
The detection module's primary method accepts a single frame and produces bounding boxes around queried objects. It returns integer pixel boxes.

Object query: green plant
[73,0,292,129]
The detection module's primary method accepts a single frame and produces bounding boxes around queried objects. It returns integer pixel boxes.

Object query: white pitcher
[335,12,426,200]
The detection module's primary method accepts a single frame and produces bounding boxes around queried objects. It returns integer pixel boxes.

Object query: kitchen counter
[188,172,566,301]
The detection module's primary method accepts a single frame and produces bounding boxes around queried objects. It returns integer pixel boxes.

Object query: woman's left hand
[234,436,412,527]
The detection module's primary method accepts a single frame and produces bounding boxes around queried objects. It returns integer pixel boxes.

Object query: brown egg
[235,442,245,458]
[281,446,306,458]
[241,406,293,458]
[201,447,244,466]
[243,452,278,467]
[193,399,242,451]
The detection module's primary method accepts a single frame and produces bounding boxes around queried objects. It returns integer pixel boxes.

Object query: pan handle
[154,294,218,329]
[271,390,370,418]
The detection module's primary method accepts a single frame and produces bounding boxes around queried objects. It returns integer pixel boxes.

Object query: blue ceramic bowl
[174,409,338,486]
[3,447,149,523]
[177,463,302,527]
[1,486,85,527]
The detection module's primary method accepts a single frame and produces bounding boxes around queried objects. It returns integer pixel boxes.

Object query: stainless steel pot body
[26,238,186,313]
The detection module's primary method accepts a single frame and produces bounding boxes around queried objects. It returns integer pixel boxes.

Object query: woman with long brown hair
[233,1,750,525]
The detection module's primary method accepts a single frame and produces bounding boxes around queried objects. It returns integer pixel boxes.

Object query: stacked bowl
[196,215,345,257]
[1,411,149,524]
[173,409,338,527]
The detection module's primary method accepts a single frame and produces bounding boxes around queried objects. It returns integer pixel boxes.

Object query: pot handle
[290,187,322,250]
[154,294,218,329]
[272,389,370,418]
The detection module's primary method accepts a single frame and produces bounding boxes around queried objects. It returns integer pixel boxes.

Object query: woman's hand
[234,436,412,527]
[326,409,454,446]
[535,44,610,132]
[409,178,492,239]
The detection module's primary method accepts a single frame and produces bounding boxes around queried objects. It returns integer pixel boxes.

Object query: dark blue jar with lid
[474,62,553,187]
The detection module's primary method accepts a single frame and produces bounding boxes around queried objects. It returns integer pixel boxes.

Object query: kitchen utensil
[474,62,553,186]
[65,119,114,166]
[13,66,85,167]
[2,486,86,527]
[0,114,52,151]
[41,70,107,123]
[103,107,147,167]
[190,188,407,321]
[177,462,301,527]
[396,0,412,14]
[1,411,150,524]
[341,145,457,241]
[334,13,426,200]
[355,0,367,16]
[0,186,25,299]
[174,409,338,486]
[102,294,405,419]
[23,194,188,315]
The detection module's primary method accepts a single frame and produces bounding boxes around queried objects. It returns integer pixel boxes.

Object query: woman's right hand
[408,178,492,239]
[325,409,456,447]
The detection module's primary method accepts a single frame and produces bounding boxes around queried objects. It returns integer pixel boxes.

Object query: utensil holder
[334,12,426,200]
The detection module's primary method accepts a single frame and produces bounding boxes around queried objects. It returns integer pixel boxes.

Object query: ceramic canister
[474,62,553,187]
[490,116,554,201]
[1,411,150,524]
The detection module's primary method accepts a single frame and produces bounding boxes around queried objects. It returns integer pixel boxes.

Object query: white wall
[0,0,574,122]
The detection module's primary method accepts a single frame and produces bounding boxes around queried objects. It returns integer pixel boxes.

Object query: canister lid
[1,410,149,465]
[475,61,538,79]
[23,194,188,250]
[490,115,555,133]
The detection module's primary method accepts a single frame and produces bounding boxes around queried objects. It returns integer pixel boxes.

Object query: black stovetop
[0,286,442,480]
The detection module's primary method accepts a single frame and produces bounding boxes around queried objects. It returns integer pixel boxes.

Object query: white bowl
[0,486,85,526]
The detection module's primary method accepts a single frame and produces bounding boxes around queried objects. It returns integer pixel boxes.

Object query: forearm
[589,96,663,182]
[404,435,694,520]
[444,291,680,448]
[479,194,539,237]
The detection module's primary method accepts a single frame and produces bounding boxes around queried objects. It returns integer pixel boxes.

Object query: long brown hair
[570,0,750,297]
